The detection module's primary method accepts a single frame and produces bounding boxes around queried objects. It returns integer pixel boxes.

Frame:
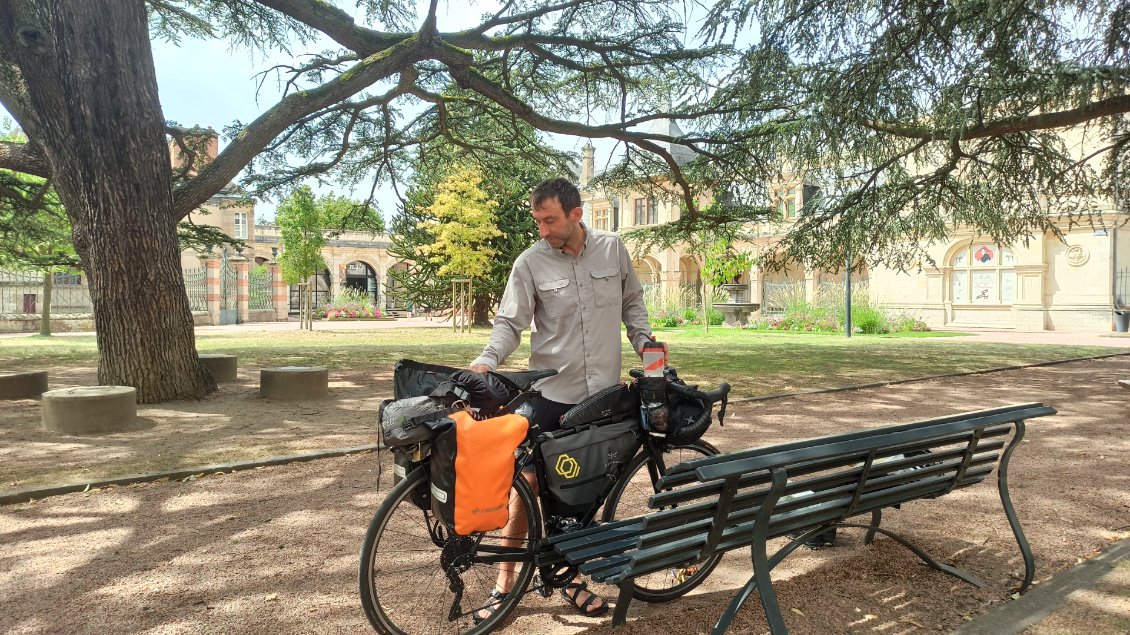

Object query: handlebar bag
[429,411,529,535]
[538,418,642,519]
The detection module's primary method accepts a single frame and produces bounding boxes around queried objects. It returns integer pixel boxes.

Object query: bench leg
[714,468,790,635]
[611,579,633,627]
[714,540,787,635]
[864,509,881,545]
[999,420,1036,593]
[839,522,984,588]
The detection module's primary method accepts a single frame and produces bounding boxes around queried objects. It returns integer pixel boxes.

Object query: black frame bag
[537,418,641,519]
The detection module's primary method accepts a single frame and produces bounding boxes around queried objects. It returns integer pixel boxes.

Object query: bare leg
[476,470,538,621]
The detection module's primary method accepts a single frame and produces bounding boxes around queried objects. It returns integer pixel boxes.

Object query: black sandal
[559,580,609,618]
[472,588,509,625]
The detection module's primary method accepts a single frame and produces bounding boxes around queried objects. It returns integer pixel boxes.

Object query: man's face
[531,196,582,250]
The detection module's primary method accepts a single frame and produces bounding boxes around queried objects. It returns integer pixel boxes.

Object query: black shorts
[521,395,575,473]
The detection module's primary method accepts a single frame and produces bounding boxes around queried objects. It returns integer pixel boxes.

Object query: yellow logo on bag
[555,454,580,479]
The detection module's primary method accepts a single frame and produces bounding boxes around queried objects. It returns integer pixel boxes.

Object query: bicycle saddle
[496,368,557,391]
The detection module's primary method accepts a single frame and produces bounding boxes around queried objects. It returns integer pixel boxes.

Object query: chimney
[169,126,219,176]
[581,141,595,187]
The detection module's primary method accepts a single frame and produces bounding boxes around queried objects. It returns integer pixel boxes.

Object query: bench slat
[694,408,1050,481]
[662,403,1044,479]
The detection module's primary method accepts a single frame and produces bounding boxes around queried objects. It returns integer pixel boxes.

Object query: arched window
[951,244,1017,305]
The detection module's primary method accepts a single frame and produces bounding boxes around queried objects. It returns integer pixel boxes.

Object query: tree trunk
[40,271,52,336]
[0,1,214,402]
[472,294,493,326]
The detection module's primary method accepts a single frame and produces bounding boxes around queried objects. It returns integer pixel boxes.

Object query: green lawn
[0,326,1120,398]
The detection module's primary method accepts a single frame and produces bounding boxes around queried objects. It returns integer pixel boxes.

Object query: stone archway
[385,262,409,311]
[344,260,380,304]
[678,255,702,306]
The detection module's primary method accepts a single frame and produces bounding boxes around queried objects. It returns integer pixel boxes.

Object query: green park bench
[547,402,1057,634]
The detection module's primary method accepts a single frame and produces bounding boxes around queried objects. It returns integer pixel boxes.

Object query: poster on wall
[972,271,996,303]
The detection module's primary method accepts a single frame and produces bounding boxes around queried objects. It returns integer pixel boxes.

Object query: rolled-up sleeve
[472,257,534,370]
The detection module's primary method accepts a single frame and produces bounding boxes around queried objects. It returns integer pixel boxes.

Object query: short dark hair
[530,178,581,214]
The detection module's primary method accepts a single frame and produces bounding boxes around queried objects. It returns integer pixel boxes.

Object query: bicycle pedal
[532,573,552,598]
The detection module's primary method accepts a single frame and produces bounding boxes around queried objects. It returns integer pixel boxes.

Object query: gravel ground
[1,355,1128,634]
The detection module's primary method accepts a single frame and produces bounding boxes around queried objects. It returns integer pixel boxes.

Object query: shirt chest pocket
[536,278,579,318]
[590,268,621,309]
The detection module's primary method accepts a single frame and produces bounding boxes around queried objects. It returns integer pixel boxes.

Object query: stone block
[199,354,238,383]
[260,366,329,401]
[0,370,48,399]
[42,386,137,434]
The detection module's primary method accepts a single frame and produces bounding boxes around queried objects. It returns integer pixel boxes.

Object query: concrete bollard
[0,370,48,399]
[42,386,137,434]
[260,366,329,400]
[199,354,238,383]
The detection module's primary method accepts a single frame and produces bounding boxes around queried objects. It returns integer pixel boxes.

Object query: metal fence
[249,265,273,310]
[0,269,93,315]
[183,267,208,312]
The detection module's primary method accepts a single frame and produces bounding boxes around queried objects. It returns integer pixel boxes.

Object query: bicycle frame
[476,407,684,595]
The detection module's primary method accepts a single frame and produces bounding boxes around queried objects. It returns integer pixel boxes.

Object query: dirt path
[1,356,1128,634]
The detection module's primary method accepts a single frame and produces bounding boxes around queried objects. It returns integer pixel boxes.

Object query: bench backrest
[631,403,1055,564]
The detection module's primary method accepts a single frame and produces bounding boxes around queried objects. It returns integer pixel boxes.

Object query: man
[469,177,653,620]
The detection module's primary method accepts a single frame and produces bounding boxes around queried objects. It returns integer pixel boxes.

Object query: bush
[890,312,931,332]
[851,306,888,334]
[707,308,724,326]
[323,286,381,319]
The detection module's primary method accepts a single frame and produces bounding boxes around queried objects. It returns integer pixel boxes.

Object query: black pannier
[392,447,432,511]
[392,359,458,400]
[559,383,638,429]
[538,418,641,519]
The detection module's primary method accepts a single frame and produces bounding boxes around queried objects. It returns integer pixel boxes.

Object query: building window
[592,208,610,231]
[950,244,1017,304]
[634,198,646,225]
[647,197,658,224]
[774,188,800,219]
[233,212,248,239]
[53,271,81,285]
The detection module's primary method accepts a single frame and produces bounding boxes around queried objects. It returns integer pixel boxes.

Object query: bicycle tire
[600,439,722,603]
[359,465,541,634]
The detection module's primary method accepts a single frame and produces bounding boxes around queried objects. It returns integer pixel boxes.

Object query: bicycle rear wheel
[359,466,541,634]
[601,439,722,602]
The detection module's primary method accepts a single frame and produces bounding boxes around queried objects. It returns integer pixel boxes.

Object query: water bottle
[639,341,669,432]
[642,340,667,376]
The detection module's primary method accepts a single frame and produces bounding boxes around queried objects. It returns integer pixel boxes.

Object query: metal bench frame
[547,402,1056,634]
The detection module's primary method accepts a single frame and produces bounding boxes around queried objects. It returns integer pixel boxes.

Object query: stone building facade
[579,122,1130,332]
[176,134,407,321]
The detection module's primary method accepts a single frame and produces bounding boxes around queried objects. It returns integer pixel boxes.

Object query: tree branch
[862,94,1130,140]
[171,37,427,218]
[0,139,50,177]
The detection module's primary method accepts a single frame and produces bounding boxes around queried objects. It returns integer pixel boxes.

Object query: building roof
[646,118,697,166]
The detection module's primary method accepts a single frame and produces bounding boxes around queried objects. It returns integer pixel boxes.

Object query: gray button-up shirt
[472,225,652,403]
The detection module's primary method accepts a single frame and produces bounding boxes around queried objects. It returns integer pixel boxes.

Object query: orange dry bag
[429,411,529,535]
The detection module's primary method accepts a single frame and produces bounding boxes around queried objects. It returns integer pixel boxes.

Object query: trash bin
[1115,311,1130,333]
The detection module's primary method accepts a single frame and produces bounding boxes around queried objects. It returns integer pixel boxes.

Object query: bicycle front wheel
[359,466,541,634]
[601,439,722,603]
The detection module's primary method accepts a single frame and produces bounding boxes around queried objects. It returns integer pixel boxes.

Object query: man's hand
[469,363,492,373]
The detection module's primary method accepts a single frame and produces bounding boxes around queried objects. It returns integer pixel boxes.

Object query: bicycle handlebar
[668,379,730,405]
[628,369,728,400]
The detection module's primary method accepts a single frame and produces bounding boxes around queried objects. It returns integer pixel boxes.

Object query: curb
[0,443,380,506]
[728,351,1130,404]
[952,537,1130,635]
